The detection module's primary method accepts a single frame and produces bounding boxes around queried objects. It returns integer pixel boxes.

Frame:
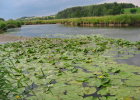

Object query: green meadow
[124,8,140,14]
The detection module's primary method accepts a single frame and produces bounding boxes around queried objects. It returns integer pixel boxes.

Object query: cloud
[0,0,104,19]
[1,0,139,19]
[102,0,140,6]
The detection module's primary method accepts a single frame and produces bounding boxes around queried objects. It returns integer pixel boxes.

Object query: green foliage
[0,58,26,100]
[130,9,137,14]
[6,20,23,28]
[0,21,7,31]
[56,3,135,18]
[0,20,24,33]
[0,18,5,21]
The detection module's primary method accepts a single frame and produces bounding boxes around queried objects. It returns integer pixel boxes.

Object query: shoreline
[24,14,140,27]
[0,34,31,44]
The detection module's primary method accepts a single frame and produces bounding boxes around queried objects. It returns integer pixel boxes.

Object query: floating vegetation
[0,36,140,100]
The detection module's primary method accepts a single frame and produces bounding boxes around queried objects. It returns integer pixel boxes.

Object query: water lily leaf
[76,77,89,82]
[71,68,78,73]
[84,96,99,100]
[98,88,109,95]
[106,97,117,100]
[83,87,96,95]
[123,97,134,100]
[125,79,140,86]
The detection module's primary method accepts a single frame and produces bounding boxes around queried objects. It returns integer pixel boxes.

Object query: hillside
[56,3,136,18]
[17,16,55,21]
[124,7,140,14]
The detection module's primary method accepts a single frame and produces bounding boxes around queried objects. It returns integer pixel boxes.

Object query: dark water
[116,54,140,66]
[5,24,140,41]
[4,24,140,66]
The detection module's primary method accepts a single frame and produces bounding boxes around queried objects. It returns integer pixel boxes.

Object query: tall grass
[24,14,140,26]
[0,55,25,100]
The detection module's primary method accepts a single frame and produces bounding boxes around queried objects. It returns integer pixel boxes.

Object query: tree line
[17,16,55,21]
[56,3,136,18]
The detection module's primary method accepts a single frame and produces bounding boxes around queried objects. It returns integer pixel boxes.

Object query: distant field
[124,7,140,14]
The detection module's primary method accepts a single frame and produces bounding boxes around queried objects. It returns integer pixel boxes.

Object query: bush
[130,9,137,14]
[0,20,23,33]
[0,21,7,32]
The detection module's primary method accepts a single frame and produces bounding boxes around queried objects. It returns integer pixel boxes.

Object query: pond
[5,24,140,41]
[1,24,140,99]
[3,24,140,67]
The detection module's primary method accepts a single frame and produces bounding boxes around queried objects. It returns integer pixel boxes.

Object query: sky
[0,0,140,20]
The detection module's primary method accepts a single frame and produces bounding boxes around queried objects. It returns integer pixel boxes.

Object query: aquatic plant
[0,36,140,100]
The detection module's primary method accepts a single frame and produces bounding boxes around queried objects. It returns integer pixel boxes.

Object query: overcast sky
[0,0,140,20]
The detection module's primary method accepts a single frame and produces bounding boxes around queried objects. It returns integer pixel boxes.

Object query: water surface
[4,24,140,66]
[5,24,140,41]
[116,54,140,66]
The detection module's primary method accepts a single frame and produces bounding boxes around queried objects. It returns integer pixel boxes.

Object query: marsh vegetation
[0,36,140,100]
[24,14,140,27]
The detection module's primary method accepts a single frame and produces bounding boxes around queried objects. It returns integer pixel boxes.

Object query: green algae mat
[0,36,140,100]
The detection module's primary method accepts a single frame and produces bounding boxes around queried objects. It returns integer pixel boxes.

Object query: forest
[56,3,136,18]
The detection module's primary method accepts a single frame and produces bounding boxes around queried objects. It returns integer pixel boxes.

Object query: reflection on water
[5,24,140,41]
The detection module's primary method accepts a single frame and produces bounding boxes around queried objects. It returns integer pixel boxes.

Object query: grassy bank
[1,36,140,100]
[1,14,139,34]
[0,20,23,33]
[124,8,140,14]
[24,14,140,27]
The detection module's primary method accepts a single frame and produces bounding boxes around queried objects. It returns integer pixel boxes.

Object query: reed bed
[24,14,140,27]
